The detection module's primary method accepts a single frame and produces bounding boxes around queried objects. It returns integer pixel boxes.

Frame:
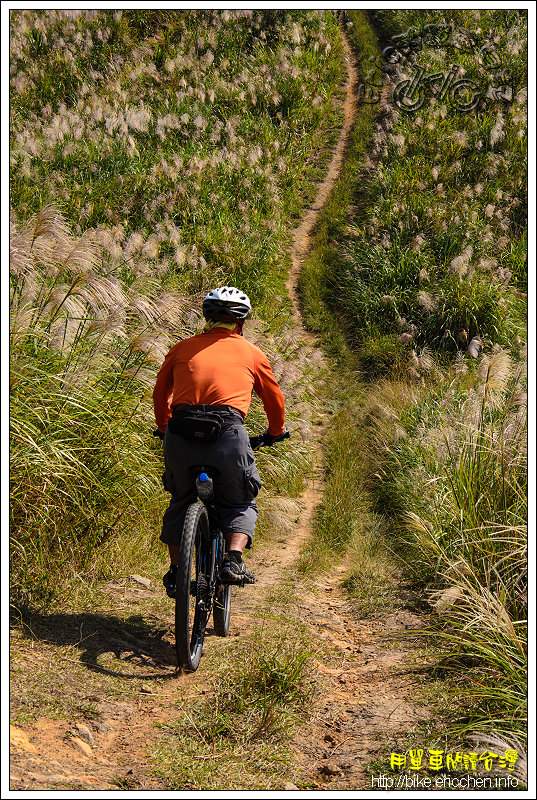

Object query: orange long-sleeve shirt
[153,328,285,436]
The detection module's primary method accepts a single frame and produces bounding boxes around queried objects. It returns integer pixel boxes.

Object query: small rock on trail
[70,737,93,758]
[75,723,95,746]
[130,574,152,588]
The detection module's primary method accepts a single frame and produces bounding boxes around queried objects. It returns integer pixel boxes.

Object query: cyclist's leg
[225,532,250,552]
[160,485,193,553]
[221,531,255,583]
[211,422,261,501]
[220,513,256,585]
[161,495,193,597]
[161,428,207,543]
[169,544,181,563]
[208,422,259,584]
[211,423,261,533]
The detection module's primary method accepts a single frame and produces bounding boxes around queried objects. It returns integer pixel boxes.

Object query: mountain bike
[157,429,290,672]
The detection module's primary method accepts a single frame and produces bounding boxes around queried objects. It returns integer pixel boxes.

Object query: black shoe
[163,565,178,598]
[220,558,255,585]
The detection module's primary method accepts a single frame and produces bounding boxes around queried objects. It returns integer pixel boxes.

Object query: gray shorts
[160,414,262,548]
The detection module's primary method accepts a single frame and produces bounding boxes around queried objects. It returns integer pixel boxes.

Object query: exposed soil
[286,31,359,340]
[9,30,431,792]
[284,572,432,789]
[9,554,431,791]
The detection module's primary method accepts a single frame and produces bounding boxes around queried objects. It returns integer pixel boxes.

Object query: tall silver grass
[402,351,527,744]
[9,207,191,603]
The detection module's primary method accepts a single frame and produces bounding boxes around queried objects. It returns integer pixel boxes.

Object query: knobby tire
[175,502,210,671]
[213,541,231,638]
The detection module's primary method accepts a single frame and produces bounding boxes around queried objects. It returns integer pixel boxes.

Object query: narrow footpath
[233,31,432,790]
[10,29,430,792]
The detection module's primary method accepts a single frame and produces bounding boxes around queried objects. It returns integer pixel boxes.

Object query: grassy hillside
[10,10,344,309]
[325,10,526,371]
[300,7,527,754]
[9,9,345,605]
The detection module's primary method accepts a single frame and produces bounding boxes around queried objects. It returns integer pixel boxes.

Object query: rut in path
[9,29,430,792]
[286,29,359,339]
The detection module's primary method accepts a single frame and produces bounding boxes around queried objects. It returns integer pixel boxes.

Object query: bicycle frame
[161,428,290,671]
[191,468,226,613]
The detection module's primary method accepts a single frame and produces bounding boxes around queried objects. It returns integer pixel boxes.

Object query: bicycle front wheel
[175,502,211,672]
[213,532,231,637]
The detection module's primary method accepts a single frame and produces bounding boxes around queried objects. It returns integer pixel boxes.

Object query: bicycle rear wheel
[175,502,211,671]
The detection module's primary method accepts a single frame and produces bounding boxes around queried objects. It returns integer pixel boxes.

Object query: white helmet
[202,286,251,322]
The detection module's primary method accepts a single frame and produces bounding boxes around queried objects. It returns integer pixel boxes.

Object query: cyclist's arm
[152,348,175,434]
[252,350,286,437]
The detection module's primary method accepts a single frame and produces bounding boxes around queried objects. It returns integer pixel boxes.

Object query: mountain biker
[153,286,287,597]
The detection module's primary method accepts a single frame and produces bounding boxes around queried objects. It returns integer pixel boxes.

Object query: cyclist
[153,286,287,596]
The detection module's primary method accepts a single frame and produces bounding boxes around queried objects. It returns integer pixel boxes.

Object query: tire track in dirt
[236,28,433,790]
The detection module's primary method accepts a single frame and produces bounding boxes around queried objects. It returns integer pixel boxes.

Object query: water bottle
[196,471,214,502]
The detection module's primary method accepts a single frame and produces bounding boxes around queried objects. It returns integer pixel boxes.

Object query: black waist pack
[168,411,223,443]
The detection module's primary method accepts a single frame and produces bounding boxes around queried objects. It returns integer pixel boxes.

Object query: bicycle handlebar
[153,428,291,450]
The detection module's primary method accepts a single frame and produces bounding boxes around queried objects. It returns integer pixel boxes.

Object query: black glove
[153,428,165,441]
[269,428,290,444]
[250,429,290,450]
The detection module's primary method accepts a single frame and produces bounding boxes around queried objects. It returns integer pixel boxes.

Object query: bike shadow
[11,606,178,680]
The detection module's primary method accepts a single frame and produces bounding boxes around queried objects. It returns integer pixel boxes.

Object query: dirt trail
[9,30,429,792]
[286,31,358,339]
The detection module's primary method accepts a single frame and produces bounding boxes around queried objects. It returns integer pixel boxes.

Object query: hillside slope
[10,24,433,790]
